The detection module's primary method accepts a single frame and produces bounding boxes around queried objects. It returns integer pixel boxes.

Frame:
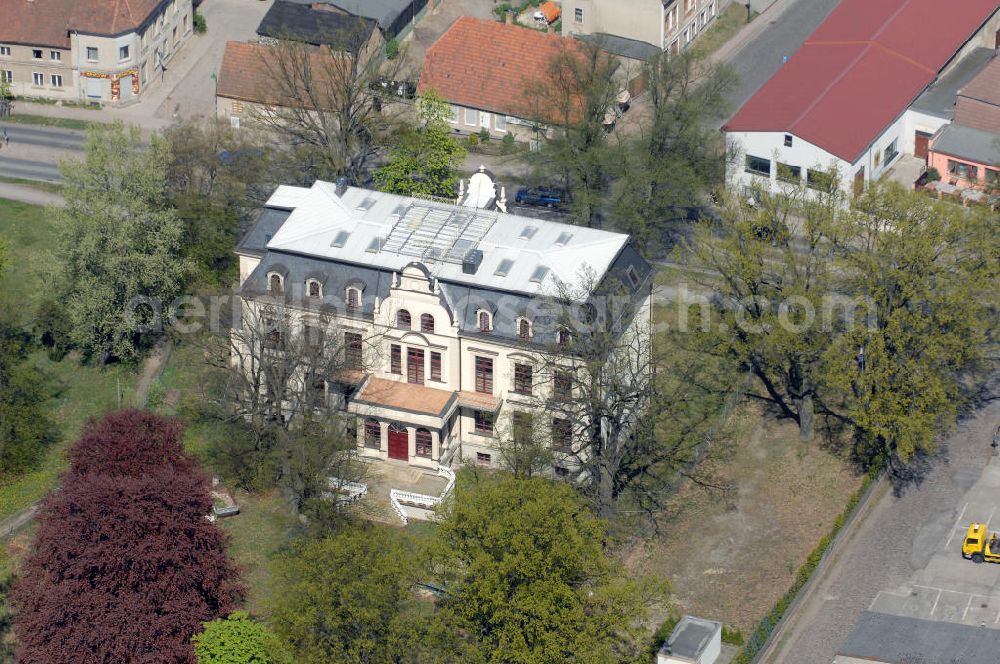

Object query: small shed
[657,616,722,664]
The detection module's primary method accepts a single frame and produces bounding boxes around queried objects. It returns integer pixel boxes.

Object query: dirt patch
[624,403,862,632]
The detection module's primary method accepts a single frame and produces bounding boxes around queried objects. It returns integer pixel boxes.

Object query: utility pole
[746,2,753,23]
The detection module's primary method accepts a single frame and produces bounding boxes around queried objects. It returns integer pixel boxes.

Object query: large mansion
[236,180,653,471]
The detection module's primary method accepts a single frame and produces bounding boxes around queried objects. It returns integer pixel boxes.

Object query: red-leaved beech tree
[11,411,244,664]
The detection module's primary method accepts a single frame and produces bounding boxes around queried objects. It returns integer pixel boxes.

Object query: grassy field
[0,177,63,194]
[3,113,100,131]
[693,3,758,57]
[0,198,60,322]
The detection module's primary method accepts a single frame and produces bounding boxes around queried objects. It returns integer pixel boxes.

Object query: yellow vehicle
[962,523,1000,563]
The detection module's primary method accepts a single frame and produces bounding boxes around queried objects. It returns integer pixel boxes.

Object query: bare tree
[253,27,403,184]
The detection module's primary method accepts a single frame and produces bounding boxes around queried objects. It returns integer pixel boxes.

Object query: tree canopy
[11,410,243,663]
[193,612,286,664]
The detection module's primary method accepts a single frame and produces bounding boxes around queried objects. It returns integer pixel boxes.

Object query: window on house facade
[396,309,411,329]
[986,169,999,187]
[806,168,835,192]
[307,280,321,297]
[512,411,532,446]
[303,324,323,348]
[0,46,10,56]
[883,139,898,165]
[745,155,771,176]
[465,107,477,125]
[776,162,801,183]
[430,351,442,381]
[86,47,98,61]
[32,49,42,59]
[415,428,433,457]
[346,287,360,312]
[552,417,572,451]
[518,319,531,341]
[513,363,532,395]
[32,72,43,86]
[407,347,425,385]
[51,74,63,87]
[474,411,493,434]
[2,70,11,84]
[574,7,583,22]
[784,134,793,147]
[476,451,492,465]
[557,328,571,348]
[625,265,641,288]
[364,418,381,448]
[554,369,572,399]
[50,51,60,61]
[474,356,493,394]
[420,313,434,333]
[119,45,130,60]
[478,310,491,333]
[345,332,363,370]
[264,321,283,350]
[450,105,459,123]
[390,344,402,374]
[268,273,283,293]
[947,159,978,181]
[494,114,507,132]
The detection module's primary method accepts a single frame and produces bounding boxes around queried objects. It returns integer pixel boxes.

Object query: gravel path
[764,374,1000,663]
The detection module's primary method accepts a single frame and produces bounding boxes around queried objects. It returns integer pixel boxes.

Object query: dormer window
[420,313,435,333]
[346,287,361,312]
[557,328,571,348]
[307,279,322,298]
[478,310,492,334]
[396,309,412,330]
[517,318,532,341]
[268,273,283,294]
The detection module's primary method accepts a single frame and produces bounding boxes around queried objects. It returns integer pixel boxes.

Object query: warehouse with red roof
[724,0,1000,198]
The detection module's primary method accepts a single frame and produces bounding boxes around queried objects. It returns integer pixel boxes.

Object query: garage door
[85,77,102,99]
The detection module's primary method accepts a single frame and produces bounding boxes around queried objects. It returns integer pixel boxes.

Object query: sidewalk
[0,182,65,207]
[711,0,800,64]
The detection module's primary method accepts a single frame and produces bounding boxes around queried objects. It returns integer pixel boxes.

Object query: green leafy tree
[687,183,842,441]
[822,182,1000,468]
[193,612,287,664]
[374,92,466,199]
[55,122,191,363]
[273,527,411,663]
[430,474,666,663]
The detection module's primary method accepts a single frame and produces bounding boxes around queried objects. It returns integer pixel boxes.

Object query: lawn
[3,113,101,131]
[0,198,61,322]
[0,177,63,195]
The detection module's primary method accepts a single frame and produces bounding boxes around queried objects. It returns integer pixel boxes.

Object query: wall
[927,146,998,187]
[446,102,536,142]
[725,130,854,197]
[0,44,75,100]
[561,0,664,48]
[664,0,719,54]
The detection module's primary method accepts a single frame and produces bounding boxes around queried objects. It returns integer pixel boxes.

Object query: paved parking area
[869,462,1000,626]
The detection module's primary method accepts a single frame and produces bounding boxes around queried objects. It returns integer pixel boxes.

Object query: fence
[390,465,456,526]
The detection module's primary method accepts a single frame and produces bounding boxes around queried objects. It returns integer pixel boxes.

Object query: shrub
[478,127,491,143]
[925,166,941,181]
[493,2,513,20]
[385,38,399,60]
[466,133,479,147]
[193,11,207,33]
[501,132,516,154]
[722,625,744,646]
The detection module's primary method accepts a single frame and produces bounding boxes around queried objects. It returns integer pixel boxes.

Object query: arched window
[307,279,321,298]
[420,313,435,333]
[268,273,283,293]
[478,310,491,333]
[517,318,531,341]
[415,428,432,457]
[397,309,412,329]
[364,418,380,448]
[346,287,360,312]
[557,328,571,348]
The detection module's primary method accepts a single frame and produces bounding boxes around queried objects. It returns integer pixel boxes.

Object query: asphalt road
[0,122,85,151]
[722,0,842,116]
[0,156,61,182]
[764,374,1000,663]
[0,122,86,182]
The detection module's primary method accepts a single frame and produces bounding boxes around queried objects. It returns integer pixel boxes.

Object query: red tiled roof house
[417,16,586,142]
[723,0,1000,199]
[0,0,194,103]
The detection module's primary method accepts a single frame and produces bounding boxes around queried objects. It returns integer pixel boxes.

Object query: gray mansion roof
[238,181,652,345]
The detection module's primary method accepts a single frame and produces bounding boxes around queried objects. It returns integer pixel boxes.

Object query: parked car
[515,187,565,207]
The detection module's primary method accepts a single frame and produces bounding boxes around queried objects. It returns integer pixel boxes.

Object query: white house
[235,180,653,472]
[724,0,1000,199]
[657,616,721,664]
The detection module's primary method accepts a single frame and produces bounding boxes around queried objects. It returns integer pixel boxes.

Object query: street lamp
[745,2,752,23]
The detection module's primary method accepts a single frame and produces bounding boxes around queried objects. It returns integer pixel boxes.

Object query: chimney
[335,176,349,196]
[505,10,514,24]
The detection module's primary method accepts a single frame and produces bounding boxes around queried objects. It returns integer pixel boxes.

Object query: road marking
[945,502,969,549]
[963,594,975,621]
[931,589,943,616]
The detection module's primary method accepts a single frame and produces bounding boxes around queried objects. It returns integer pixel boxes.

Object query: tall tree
[613,49,735,254]
[273,527,410,663]
[686,183,842,441]
[11,410,243,664]
[254,31,400,184]
[374,91,466,199]
[55,122,191,363]
[523,41,620,228]
[822,182,1000,468]
[429,474,665,663]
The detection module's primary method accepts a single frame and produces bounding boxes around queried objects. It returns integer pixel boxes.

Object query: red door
[407,348,424,384]
[388,425,408,460]
[915,131,931,161]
